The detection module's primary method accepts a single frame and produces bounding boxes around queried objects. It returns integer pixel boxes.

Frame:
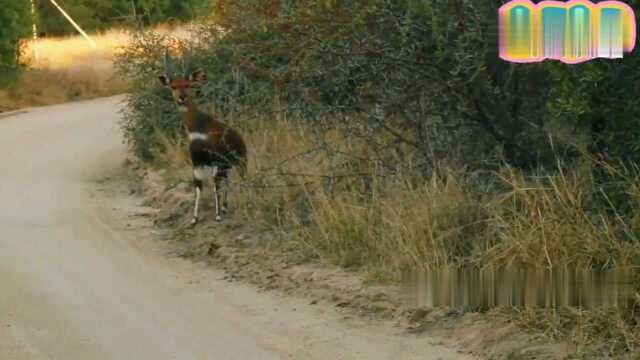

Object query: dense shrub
[114,31,188,160]
[116,0,640,242]
[0,0,30,85]
[116,0,640,220]
[116,2,640,353]
[121,0,638,167]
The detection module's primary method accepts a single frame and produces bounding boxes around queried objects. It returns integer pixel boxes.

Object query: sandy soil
[0,96,475,359]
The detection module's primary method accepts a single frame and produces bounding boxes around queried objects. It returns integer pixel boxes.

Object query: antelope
[159,52,247,226]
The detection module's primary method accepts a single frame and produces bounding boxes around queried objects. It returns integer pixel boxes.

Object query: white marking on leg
[193,186,201,221]
[193,166,209,181]
[189,132,208,141]
[212,167,221,221]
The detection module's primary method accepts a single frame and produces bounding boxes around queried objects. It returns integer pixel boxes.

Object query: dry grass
[484,167,640,270]
[146,117,640,356]
[511,307,640,357]
[0,25,194,113]
[0,30,129,112]
[24,29,128,71]
[150,118,640,279]
[22,24,193,71]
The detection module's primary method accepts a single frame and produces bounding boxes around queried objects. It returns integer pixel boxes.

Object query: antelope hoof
[215,215,222,222]
[189,217,198,227]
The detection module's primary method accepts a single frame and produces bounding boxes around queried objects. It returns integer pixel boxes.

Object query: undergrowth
[113,3,640,355]
[146,117,640,355]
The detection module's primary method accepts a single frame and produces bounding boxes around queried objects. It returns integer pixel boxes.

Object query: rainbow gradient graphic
[499,0,636,64]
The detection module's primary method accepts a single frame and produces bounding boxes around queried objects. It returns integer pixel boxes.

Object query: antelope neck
[184,103,203,132]
[183,103,222,135]
[185,101,198,114]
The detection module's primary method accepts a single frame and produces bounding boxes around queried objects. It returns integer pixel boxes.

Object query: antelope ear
[189,69,206,83]
[158,75,170,86]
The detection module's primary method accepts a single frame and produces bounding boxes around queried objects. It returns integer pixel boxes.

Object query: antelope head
[158,50,206,112]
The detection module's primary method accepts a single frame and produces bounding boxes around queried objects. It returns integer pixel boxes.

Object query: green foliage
[116,2,640,354]
[0,0,31,84]
[188,1,560,171]
[117,0,640,182]
[116,0,640,172]
[548,55,640,164]
[114,31,187,160]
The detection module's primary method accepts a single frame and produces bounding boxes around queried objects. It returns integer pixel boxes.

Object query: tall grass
[145,109,640,355]
[151,118,640,280]
[110,14,640,355]
[229,119,640,352]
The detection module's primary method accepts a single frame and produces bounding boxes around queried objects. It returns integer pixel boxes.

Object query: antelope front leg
[191,179,203,226]
[191,165,208,226]
[212,167,222,222]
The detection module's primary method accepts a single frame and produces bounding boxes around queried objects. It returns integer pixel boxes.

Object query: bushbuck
[159,52,247,225]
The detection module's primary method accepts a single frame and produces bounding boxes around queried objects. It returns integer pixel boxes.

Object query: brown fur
[159,69,248,223]
[186,109,248,178]
[159,72,248,178]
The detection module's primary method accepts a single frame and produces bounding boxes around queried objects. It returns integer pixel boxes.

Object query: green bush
[116,0,640,177]
[0,0,30,85]
[115,2,640,355]
[114,31,186,160]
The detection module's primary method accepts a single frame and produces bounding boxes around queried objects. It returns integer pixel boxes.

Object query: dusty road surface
[0,96,473,360]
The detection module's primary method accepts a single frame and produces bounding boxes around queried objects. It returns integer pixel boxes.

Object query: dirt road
[0,96,473,360]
